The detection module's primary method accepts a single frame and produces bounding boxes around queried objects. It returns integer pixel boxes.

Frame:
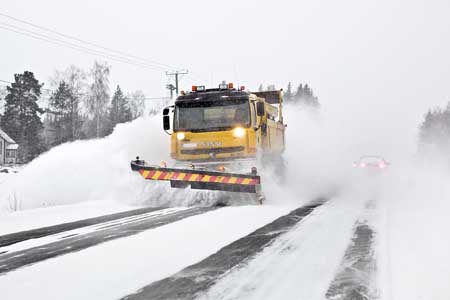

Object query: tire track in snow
[0,206,218,275]
[0,206,168,248]
[122,200,327,300]
[326,202,378,300]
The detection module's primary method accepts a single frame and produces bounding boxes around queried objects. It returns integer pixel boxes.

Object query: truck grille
[181,146,245,155]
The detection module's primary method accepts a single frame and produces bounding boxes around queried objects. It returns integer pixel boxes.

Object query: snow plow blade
[130,160,261,194]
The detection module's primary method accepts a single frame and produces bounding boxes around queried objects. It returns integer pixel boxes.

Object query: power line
[1,80,169,101]
[0,78,55,93]
[143,97,171,101]
[0,23,169,71]
[0,11,179,71]
[0,12,211,97]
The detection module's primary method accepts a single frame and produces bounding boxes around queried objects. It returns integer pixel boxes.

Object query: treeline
[258,82,320,108]
[419,102,450,155]
[0,61,153,163]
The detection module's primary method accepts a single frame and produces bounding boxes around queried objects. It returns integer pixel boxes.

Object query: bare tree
[86,61,110,137]
[0,86,7,115]
[128,90,146,119]
[49,65,88,107]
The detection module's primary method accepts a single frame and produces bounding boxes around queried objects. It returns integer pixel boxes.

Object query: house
[0,128,19,165]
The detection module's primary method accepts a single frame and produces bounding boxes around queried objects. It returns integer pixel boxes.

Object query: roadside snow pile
[0,117,169,212]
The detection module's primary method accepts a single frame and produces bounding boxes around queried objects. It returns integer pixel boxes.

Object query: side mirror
[256,102,265,116]
[163,115,170,130]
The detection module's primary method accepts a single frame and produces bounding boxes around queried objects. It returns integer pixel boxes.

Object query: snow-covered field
[378,165,450,300]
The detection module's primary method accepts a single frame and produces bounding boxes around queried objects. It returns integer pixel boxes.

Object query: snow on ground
[0,205,292,300]
[0,117,169,212]
[3,98,449,300]
[377,164,450,300]
[0,166,19,185]
[0,172,10,185]
[1,207,186,254]
[0,200,141,235]
[197,193,368,300]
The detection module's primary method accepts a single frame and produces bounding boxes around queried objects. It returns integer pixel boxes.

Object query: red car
[353,156,389,170]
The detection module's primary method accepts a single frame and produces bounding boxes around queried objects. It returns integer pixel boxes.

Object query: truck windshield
[174,99,250,132]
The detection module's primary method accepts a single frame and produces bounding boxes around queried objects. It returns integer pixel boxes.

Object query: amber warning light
[192,85,205,92]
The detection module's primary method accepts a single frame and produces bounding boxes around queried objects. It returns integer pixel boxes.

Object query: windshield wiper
[187,126,233,132]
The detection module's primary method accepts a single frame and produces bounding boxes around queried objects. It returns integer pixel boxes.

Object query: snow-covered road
[0,204,292,300]
[0,206,212,274]
[197,196,367,300]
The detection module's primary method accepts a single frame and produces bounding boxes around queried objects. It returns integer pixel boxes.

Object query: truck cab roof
[175,89,250,104]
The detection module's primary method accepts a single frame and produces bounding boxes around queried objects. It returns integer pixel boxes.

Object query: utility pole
[166,84,176,100]
[166,70,188,96]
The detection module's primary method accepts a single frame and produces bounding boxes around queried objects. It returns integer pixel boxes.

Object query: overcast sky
[1,0,450,155]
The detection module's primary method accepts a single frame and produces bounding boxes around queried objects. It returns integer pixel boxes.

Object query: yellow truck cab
[164,83,286,164]
[131,83,286,203]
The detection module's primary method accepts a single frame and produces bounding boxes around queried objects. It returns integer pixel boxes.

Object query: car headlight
[176,132,185,140]
[233,127,246,138]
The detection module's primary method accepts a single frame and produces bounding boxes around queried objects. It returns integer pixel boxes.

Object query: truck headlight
[177,132,185,140]
[233,127,246,138]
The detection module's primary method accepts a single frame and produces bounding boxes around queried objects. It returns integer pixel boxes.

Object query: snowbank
[0,117,169,212]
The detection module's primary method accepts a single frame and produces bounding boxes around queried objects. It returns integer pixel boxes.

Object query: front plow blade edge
[130,161,261,194]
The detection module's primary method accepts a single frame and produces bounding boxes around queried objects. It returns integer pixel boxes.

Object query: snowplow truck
[131,83,286,203]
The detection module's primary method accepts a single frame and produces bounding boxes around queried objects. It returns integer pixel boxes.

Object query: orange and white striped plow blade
[138,169,260,186]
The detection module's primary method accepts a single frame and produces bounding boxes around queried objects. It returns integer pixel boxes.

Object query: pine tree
[108,85,132,133]
[48,81,81,145]
[267,84,276,91]
[418,103,450,152]
[258,84,264,92]
[284,82,293,102]
[0,71,45,162]
[295,83,304,101]
[290,83,320,108]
